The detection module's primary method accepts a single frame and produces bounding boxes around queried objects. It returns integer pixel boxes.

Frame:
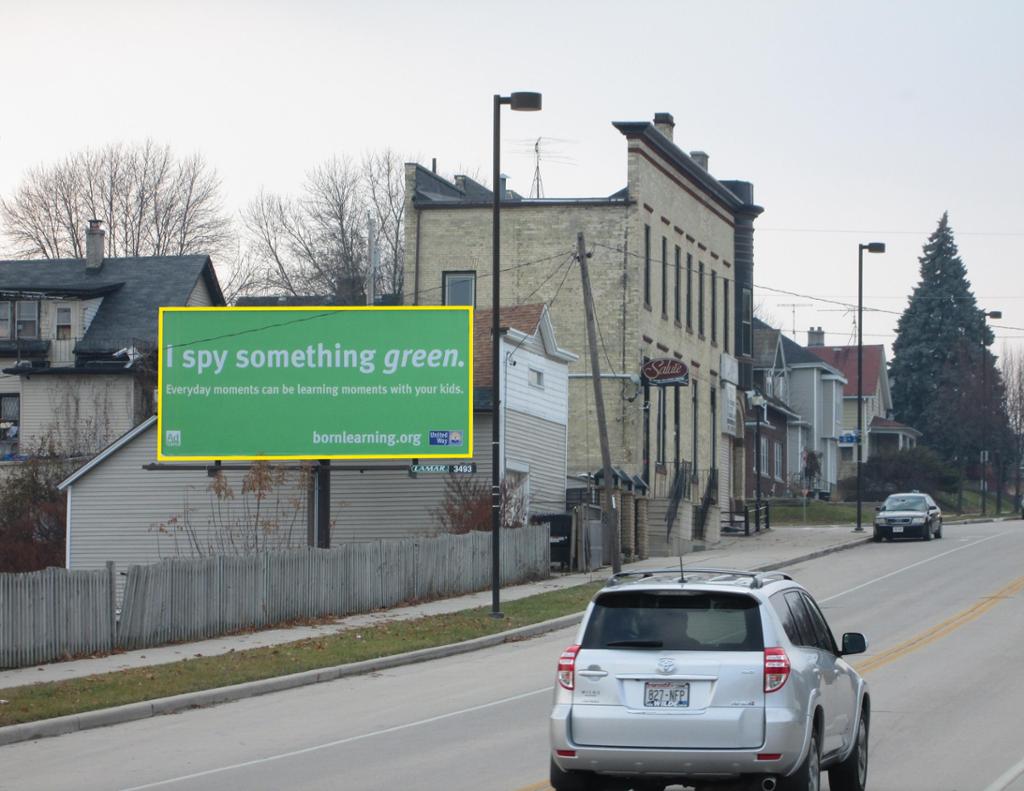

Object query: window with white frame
[15,301,38,339]
[0,393,20,454]
[528,367,544,389]
[775,442,783,481]
[760,436,769,477]
[56,305,72,340]
[0,302,10,339]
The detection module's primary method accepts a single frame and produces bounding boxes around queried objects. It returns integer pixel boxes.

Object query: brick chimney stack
[85,219,105,271]
[653,112,675,142]
[807,326,825,347]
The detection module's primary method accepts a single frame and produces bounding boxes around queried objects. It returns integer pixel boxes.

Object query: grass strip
[0,581,602,728]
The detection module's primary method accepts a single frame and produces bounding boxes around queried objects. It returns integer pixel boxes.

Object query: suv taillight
[764,647,791,692]
[558,644,581,690]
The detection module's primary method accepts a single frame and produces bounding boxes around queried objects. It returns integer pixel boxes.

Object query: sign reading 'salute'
[158,306,473,461]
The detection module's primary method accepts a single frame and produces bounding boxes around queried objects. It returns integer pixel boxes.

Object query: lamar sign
[158,306,473,460]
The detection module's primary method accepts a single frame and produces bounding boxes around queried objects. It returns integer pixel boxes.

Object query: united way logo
[165,430,182,447]
[429,430,463,447]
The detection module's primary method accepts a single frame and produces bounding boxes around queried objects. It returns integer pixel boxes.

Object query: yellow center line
[854,574,1024,675]
[518,575,1024,791]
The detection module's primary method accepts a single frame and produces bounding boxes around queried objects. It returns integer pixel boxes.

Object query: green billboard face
[158,307,473,460]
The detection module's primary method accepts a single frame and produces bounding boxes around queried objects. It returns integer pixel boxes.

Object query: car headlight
[910,516,925,525]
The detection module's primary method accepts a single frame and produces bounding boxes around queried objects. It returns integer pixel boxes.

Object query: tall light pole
[981,309,1002,516]
[855,242,886,533]
[491,91,541,618]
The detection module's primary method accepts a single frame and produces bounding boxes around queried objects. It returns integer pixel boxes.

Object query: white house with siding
[59,303,576,586]
[0,221,223,460]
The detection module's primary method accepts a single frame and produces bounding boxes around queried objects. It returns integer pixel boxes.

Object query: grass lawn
[0,581,603,728]
[769,500,864,526]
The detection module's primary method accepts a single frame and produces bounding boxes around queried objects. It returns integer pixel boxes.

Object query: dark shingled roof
[0,255,222,353]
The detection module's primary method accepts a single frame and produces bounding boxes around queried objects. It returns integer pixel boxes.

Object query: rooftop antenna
[530,138,545,199]
[779,303,812,337]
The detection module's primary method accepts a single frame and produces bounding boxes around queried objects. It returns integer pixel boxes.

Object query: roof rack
[608,567,793,589]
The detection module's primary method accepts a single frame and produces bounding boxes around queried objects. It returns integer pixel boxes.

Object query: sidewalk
[0,525,868,691]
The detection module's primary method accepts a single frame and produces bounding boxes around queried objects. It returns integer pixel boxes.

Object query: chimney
[86,219,105,270]
[499,173,508,200]
[653,112,675,142]
[690,150,709,171]
[808,326,825,347]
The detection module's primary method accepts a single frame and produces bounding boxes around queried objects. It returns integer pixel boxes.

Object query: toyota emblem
[656,658,675,674]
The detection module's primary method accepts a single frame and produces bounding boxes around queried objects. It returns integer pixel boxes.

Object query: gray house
[59,303,576,585]
[751,319,846,497]
[0,221,223,459]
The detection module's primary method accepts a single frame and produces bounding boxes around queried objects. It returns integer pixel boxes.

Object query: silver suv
[549,568,870,791]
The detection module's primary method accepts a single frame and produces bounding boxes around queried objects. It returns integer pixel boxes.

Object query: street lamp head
[509,92,542,111]
[985,310,1002,320]
[864,242,886,254]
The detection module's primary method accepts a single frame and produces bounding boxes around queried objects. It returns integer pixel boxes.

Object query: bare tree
[1001,345,1024,511]
[241,151,406,302]
[363,149,405,297]
[1,141,234,261]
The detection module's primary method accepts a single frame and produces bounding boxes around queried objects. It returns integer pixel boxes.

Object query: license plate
[892,526,904,534]
[644,681,690,708]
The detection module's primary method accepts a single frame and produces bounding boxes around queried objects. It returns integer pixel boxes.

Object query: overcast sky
[2,0,1021,358]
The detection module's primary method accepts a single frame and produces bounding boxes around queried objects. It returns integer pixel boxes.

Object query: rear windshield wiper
[604,640,663,648]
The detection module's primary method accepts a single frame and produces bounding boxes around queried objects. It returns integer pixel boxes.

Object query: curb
[0,537,872,747]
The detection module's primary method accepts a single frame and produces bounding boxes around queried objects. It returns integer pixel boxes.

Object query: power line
[758,227,1024,237]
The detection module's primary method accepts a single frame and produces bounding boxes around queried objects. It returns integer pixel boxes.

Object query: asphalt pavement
[0,519,1001,746]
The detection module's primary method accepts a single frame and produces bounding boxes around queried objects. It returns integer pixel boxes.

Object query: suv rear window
[582,591,764,651]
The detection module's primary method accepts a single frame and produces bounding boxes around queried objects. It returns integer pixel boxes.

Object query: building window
[56,306,72,340]
[741,287,753,356]
[642,357,651,485]
[656,387,666,467]
[723,279,730,353]
[698,262,705,337]
[16,301,39,339]
[0,302,10,339]
[673,245,681,324]
[660,236,668,318]
[760,436,769,478]
[0,393,19,456]
[775,442,784,481]
[643,225,652,308]
[710,385,717,466]
[686,253,693,330]
[528,367,544,389]
[673,383,681,469]
[442,272,476,306]
[711,271,718,344]
[692,379,699,476]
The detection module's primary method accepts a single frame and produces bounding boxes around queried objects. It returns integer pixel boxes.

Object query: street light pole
[855,242,885,532]
[491,91,541,619]
[749,391,765,530]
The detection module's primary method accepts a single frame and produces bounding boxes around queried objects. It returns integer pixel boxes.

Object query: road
[2,521,1024,791]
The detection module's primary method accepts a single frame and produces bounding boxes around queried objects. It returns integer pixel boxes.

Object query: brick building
[403,112,763,552]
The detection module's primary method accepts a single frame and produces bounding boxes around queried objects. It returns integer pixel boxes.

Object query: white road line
[818,532,1006,603]
[984,754,1024,791]
[119,687,551,790]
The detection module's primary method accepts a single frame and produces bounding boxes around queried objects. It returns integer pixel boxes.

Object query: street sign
[158,306,473,461]
[409,463,477,474]
[642,357,689,386]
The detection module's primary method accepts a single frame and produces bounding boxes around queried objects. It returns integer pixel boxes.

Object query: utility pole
[577,231,620,573]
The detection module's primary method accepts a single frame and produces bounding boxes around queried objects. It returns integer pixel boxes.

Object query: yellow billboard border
[157,305,474,462]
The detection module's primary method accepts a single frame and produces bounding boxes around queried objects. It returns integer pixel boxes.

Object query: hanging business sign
[641,357,690,386]
[158,306,473,461]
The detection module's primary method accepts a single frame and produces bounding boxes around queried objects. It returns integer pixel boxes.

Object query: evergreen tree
[890,213,1013,474]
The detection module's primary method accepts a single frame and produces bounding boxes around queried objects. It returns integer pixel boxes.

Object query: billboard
[158,306,473,461]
